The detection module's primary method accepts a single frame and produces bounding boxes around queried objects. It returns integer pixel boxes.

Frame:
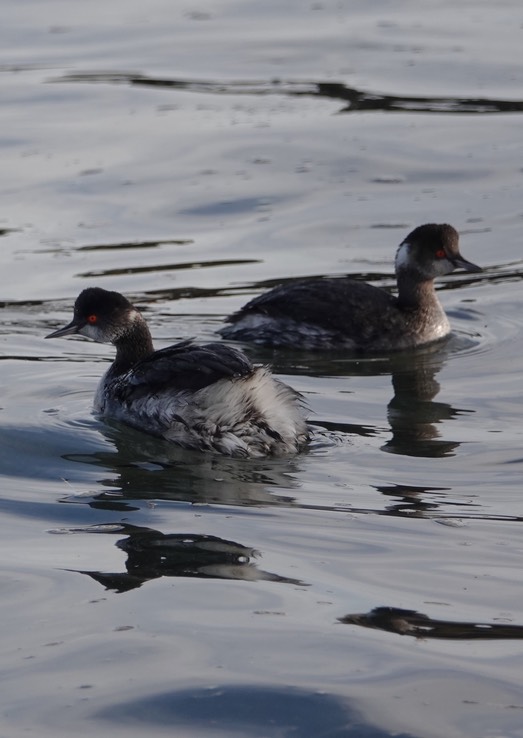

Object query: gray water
[2,1,523,736]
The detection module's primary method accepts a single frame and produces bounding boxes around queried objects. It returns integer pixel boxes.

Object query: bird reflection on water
[60,421,304,512]
[62,523,305,592]
[340,606,523,640]
[381,342,471,458]
[259,338,473,459]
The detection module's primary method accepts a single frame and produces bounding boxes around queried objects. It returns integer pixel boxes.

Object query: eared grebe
[220,223,482,351]
[45,288,308,457]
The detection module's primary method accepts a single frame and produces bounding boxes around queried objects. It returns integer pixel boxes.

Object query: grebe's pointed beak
[45,319,82,339]
[452,255,482,273]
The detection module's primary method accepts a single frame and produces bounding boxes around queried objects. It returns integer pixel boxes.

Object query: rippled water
[2,1,523,736]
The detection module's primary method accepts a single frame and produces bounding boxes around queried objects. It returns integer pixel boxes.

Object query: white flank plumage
[48,287,309,458]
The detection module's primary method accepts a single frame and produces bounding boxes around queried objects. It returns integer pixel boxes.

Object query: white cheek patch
[79,323,99,340]
[395,241,453,277]
[395,241,411,270]
[79,323,111,343]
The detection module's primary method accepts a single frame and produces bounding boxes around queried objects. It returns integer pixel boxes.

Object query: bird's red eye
[435,249,446,258]
[87,314,97,324]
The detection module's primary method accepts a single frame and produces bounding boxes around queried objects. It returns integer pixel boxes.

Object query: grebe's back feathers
[230,277,396,326]
[123,340,254,397]
[223,278,401,349]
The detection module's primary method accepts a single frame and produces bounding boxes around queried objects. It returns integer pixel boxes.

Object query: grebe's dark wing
[225,277,398,340]
[126,341,255,395]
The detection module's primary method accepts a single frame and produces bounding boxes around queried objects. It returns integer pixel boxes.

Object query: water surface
[2,1,523,736]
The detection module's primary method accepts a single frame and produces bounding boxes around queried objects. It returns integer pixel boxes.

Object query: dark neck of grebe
[111,315,155,376]
[396,270,440,311]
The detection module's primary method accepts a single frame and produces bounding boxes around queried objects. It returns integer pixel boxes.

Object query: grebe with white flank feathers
[46,288,308,457]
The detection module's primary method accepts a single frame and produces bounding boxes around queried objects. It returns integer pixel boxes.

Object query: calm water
[2,1,523,736]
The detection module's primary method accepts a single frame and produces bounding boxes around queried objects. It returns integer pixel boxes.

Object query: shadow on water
[94,684,417,738]
[54,72,523,116]
[55,523,305,592]
[340,607,523,640]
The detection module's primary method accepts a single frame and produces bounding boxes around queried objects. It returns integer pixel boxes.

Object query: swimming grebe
[45,288,308,457]
[220,223,482,351]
